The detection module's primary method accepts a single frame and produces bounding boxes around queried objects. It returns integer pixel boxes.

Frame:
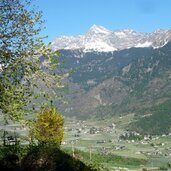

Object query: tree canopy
[29,107,64,145]
[0,0,64,123]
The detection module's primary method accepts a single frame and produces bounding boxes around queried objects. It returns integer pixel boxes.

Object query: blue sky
[34,0,171,44]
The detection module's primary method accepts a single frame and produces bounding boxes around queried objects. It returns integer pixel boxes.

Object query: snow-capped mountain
[50,25,171,52]
[51,25,171,135]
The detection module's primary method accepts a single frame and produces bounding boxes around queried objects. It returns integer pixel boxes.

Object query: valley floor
[62,114,171,171]
[0,114,170,170]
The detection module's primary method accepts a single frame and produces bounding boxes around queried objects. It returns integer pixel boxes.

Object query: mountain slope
[51,26,171,134]
[56,42,171,134]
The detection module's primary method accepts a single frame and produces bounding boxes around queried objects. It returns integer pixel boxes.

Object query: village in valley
[61,114,171,170]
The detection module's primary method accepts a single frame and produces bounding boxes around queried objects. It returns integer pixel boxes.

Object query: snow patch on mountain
[135,41,153,48]
[114,32,127,38]
[84,41,117,52]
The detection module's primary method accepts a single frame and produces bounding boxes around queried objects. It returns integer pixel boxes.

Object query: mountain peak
[87,24,110,35]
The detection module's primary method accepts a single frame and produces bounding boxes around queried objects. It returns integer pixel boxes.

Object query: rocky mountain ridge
[51,25,171,52]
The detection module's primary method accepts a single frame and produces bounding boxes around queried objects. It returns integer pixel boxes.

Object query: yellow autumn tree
[30,107,64,145]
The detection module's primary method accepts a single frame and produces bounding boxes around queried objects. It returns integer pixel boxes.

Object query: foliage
[20,144,97,171]
[0,145,29,160]
[0,145,97,171]
[29,107,64,145]
[0,0,64,123]
[159,166,168,170]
